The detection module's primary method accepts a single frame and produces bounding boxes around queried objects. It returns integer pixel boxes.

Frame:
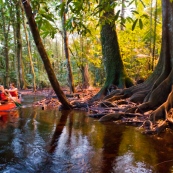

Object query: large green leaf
[132,19,138,31]
[139,19,143,29]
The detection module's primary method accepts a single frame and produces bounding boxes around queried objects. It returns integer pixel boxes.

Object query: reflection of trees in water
[100,124,124,173]
[3,108,173,172]
[113,126,156,172]
[10,108,60,171]
[46,111,104,172]
[48,110,72,153]
[149,132,173,173]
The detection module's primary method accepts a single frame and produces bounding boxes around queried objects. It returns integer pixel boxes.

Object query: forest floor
[19,87,100,109]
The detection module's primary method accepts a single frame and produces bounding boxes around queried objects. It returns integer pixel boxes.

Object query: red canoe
[0,102,17,111]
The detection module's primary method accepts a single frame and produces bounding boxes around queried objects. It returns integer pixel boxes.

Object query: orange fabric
[0,93,8,101]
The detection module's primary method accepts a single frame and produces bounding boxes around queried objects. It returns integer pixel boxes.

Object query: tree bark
[61,0,75,93]
[81,64,90,89]
[16,1,24,89]
[11,0,19,87]
[121,0,125,30]
[80,36,90,89]
[21,2,36,91]
[21,0,72,109]
[1,6,10,87]
[91,0,133,101]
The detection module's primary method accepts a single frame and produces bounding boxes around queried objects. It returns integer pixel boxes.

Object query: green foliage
[69,32,102,86]
[37,17,57,38]
[131,11,149,31]
[0,0,162,88]
[65,16,91,35]
[34,2,58,39]
[132,19,138,30]
[118,0,162,81]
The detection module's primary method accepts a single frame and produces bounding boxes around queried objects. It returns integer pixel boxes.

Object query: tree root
[150,86,173,122]
[105,94,127,102]
[129,90,150,103]
[89,113,106,118]
[156,120,169,134]
[99,112,123,122]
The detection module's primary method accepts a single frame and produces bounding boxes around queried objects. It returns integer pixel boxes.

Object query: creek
[0,95,173,173]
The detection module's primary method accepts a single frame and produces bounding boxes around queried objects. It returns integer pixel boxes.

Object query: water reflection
[48,110,71,153]
[0,97,173,172]
[112,126,154,173]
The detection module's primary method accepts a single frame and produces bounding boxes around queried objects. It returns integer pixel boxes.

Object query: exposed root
[156,120,169,134]
[129,90,150,103]
[150,86,173,122]
[105,94,127,102]
[99,112,123,122]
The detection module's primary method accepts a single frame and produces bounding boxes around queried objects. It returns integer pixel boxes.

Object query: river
[0,95,173,173]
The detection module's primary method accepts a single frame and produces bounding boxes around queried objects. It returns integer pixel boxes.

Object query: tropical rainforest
[1,0,173,133]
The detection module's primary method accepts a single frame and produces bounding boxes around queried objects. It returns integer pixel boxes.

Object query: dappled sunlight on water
[0,96,173,172]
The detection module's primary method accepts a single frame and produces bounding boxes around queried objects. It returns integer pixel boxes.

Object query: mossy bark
[91,0,133,101]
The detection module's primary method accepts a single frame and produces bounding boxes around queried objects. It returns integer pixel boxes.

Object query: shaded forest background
[0,0,161,91]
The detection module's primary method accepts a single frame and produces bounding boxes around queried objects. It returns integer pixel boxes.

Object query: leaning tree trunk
[91,0,133,101]
[22,0,72,109]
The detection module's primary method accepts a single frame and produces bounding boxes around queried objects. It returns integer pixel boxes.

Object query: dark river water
[0,95,173,173]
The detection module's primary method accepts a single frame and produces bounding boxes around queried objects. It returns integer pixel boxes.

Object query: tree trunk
[4,35,10,88]
[1,7,10,87]
[81,64,90,89]
[16,1,24,89]
[80,36,90,89]
[121,0,125,30]
[151,0,158,71]
[91,0,133,101]
[22,0,72,109]
[61,0,75,93]
[11,0,19,87]
[149,0,153,71]
[21,2,36,91]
